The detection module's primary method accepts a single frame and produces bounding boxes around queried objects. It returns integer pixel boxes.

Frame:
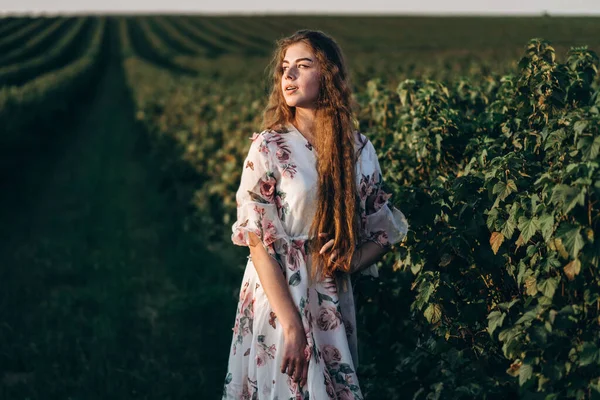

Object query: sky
[1,0,599,15]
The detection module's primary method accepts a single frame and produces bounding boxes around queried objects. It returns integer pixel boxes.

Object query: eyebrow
[282,57,313,64]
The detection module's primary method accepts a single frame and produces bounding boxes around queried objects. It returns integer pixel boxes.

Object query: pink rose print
[241,381,251,400]
[239,281,254,320]
[232,318,239,336]
[317,305,342,331]
[253,205,265,218]
[359,174,375,202]
[263,219,278,246]
[373,189,392,212]
[371,230,390,246]
[236,230,245,244]
[324,372,336,399]
[259,175,276,202]
[336,387,355,400]
[276,148,290,162]
[321,344,342,366]
[282,164,298,179]
[258,138,270,154]
[256,335,276,368]
[286,375,301,398]
[256,353,265,367]
[286,239,307,272]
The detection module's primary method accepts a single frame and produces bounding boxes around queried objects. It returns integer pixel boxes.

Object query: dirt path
[0,18,239,399]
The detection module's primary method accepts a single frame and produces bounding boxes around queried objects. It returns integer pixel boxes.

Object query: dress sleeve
[357,140,409,278]
[231,133,288,260]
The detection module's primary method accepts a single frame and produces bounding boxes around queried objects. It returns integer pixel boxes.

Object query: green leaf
[502,217,517,240]
[538,213,555,241]
[487,310,506,335]
[493,179,518,204]
[573,120,588,136]
[544,128,566,150]
[317,291,336,305]
[493,181,506,195]
[538,277,559,299]
[579,342,600,366]
[498,298,520,311]
[518,216,541,243]
[486,208,499,230]
[288,271,301,287]
[415,279,436,310]
[519,364,533,386]
[424,303,442,324]
[578,136,600,161]
[558,224,586,259]
[516,309,537,325]
[338,363,355,374]
[499,327,522,359]
[550,184,586,215]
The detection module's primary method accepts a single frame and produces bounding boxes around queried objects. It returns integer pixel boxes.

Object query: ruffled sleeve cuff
[365,204,409,248]
[359,204,409,278]
[231,201,288,258]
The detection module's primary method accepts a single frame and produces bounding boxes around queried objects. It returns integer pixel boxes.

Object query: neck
[292,108,316,141]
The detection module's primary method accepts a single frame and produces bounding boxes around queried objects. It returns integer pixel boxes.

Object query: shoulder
[251,126,291,144]
[247,127,289,160]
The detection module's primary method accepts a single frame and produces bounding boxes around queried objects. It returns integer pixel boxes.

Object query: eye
[298,64,309,68]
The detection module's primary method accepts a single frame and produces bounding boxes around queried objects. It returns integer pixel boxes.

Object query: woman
[222,29,408,399]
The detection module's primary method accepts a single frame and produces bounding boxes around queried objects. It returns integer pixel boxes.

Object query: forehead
[282,42,315,62]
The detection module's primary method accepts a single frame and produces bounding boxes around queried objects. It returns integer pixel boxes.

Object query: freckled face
[281,42,320,109]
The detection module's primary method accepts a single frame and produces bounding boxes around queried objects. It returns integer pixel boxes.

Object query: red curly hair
[261,29,361,284]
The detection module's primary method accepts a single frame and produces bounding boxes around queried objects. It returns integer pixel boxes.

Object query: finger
[300,361,309,387]
[318,232,329,238]
[319,239,335,254]
[287,361,295,377]
[329,249,338,263]
[281,359,289,374]
[293,359,303,382]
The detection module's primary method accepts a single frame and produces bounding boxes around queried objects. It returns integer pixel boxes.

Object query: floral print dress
[222,124,409,400]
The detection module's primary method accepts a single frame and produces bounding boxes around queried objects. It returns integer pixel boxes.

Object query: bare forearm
[351,240,390,274]
[248,233,302,335]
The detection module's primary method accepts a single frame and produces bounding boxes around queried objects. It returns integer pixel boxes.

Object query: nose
[284,67,295,80]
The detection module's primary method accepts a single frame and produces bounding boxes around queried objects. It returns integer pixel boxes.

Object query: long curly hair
[261,29,361,284]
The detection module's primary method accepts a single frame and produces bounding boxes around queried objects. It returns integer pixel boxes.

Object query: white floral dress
[222,124,409,400]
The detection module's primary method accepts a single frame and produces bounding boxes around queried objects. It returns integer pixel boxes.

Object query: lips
[285,85,298,94]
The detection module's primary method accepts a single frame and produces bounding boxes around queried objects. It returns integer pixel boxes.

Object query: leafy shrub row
[355,39,599,399]
[0,17,107,151]
[0,17,91,87]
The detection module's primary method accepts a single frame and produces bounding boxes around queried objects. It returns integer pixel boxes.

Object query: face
[281,42,320,109]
